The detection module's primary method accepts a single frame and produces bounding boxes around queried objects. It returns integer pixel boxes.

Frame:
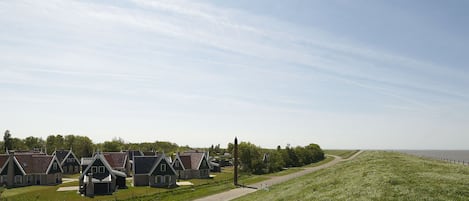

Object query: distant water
[397,150,469,162]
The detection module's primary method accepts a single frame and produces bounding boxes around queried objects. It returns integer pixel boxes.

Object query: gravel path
[194,150,363,201]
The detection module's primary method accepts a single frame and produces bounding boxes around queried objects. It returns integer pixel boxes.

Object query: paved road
[194,150,363,201]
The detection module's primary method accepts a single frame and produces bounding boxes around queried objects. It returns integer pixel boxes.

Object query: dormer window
[99,166,105,173]
[92,166,97,173]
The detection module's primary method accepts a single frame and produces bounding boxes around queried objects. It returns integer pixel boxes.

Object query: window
[160,164,166,172]
[91,166,97,173]
[53,163,57,170]
[14,175,22,184]
[155,175,162,184]
[99,166,105,173]
[75,166,79,173]
[175,162,179,168]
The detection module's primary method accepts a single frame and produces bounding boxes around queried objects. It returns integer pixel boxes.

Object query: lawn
[0,166,270,201]
[235,151,469,201]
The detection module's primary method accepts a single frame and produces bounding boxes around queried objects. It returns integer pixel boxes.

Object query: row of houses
[79,150,212,196]
[0,148,216,197]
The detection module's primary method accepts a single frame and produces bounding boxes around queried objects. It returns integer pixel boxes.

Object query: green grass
[235,151,469,201]
[0,167,270,201]
[0,156,334,201]
[324,149,359,159]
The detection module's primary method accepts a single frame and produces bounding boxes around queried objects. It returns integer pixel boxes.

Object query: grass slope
[235,151,469,201]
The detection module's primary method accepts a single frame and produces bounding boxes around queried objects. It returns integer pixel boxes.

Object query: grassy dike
[235,151,469,201]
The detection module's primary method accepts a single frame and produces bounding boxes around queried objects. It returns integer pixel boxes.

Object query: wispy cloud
[1,0,469,148]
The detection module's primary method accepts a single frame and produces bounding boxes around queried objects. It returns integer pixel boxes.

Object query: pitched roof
[126,150,143,160]
[179,155,192,169]
[9,150,45,154]
[14,154,58,174]
[0,155,9,171]
[102,152,127,169]
[133,156,159,175]
[179,152,207,170]
[80,153,126,181]
[148,153,177,176]
[53,150,69,162]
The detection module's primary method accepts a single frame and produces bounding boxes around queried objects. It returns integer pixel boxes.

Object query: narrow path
[194,150,363,201]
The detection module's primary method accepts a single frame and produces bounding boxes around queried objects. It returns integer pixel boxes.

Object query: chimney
[233,137,238,186]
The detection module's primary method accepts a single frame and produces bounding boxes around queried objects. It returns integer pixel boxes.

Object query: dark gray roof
[133,156,158,174]
[54,150,70,162]
[126,150,143,160]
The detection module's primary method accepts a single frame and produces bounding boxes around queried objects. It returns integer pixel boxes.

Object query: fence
[440,158,469,166]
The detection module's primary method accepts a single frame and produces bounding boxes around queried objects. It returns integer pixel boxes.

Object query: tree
[227,142,234,154]
[102,138,124,152]
[214,144,221,154]
[3,130,12,150]
[64,135,76,149]
[72,135,94,158]
[24,136,45,150]
[11,138,27,150]
[306,143,325,162]
[45,134,66,154]
[238,142,264,174]
[266,150,284,173]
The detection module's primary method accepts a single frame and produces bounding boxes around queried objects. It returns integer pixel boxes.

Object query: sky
[1,0,469,149]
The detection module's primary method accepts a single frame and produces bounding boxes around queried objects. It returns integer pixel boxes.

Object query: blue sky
[1,0,468,149]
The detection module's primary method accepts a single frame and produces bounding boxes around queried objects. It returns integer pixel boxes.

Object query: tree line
[2,130,188,159]
[3,130,325,175]
[227,141,325,174]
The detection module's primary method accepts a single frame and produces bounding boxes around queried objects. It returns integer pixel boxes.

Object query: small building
[79,153,127,197]
[0,151,63,188]
[209,161,221,172]
[133,153,177,188]
[172,151,210,179]
[52,149,81,174]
